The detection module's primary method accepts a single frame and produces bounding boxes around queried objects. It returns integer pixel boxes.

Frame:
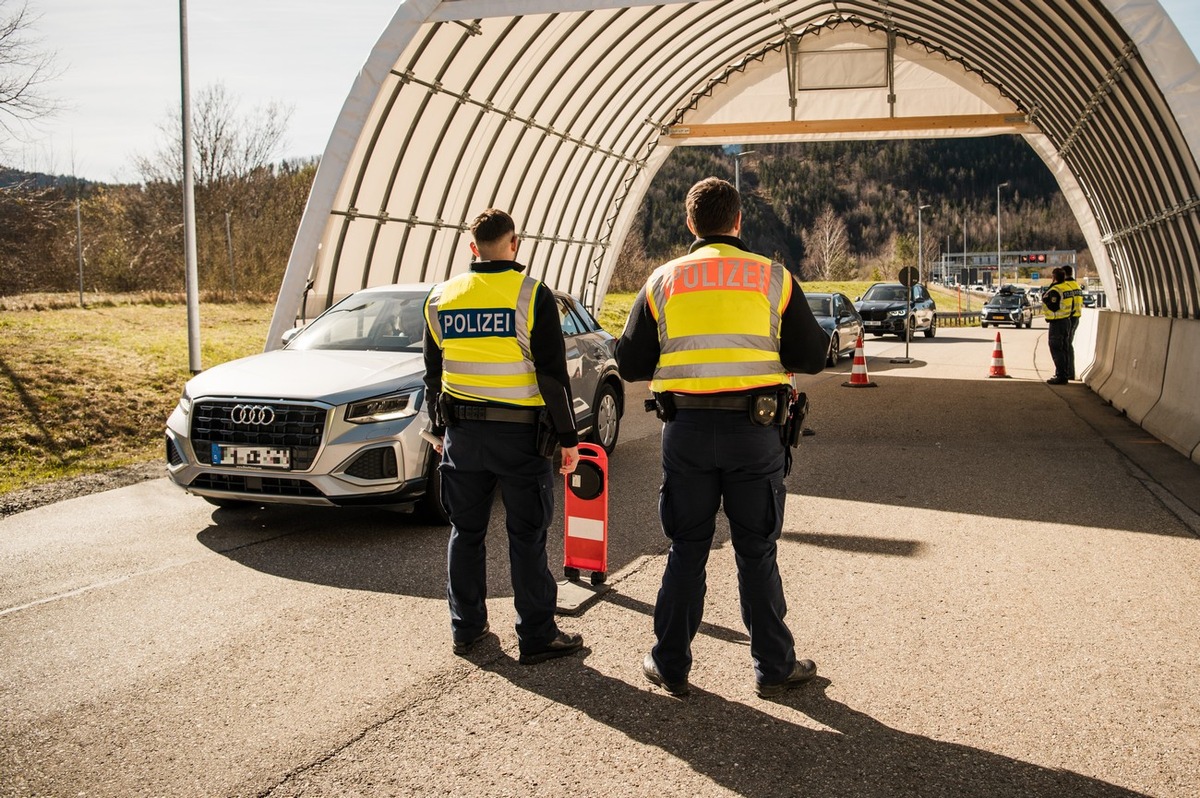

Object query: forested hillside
[613,137,1089,289]
[2,136,1087,298]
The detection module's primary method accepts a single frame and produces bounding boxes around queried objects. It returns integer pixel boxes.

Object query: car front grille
[859,309,890,322]
[190,401,327,470]
[191,472,323,498]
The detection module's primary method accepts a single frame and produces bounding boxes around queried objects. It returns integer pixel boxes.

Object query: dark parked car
[855,282,938,338]
[165,284,624,521]
[806,291,864,365]
[981,288,1034,328]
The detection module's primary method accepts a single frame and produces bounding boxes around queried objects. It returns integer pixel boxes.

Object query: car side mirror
[281,326,303,346]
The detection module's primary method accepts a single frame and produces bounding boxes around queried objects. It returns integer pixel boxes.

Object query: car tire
[586,383,621,454]
[415,455,450,526]
[924,316,937,338]
[826,333,840,367]
[981,322,988,328]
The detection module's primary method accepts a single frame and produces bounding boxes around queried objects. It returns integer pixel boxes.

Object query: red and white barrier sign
[563,442,608,585]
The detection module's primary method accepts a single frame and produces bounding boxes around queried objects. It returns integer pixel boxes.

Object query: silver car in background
[165,284,623,522]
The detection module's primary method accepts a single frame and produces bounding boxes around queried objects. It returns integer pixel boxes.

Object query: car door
[911,285,934,327]
[555,294,598,427]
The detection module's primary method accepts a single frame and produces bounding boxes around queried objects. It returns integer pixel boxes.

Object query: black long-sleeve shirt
[615,236,829,387]
[423,261,579,447]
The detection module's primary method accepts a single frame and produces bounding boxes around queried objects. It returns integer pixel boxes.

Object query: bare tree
[135,82,293,187]
[0,0,58,144]
[801,205,851,280]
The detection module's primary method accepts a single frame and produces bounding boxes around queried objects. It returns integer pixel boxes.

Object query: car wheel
[981,322,988,328]
[586,383,621,454]
[1025,318,1033,329]
[826,333,839,367]
[924,316,937,338]
[415,454,450,526]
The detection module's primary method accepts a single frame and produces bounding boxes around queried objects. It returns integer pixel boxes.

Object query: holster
[783,392,809,448]
[437,392,456,428]
[535,410,558,457]
[646,392,677,422]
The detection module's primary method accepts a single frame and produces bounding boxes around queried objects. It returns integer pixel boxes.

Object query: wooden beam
[661,113,1034,139]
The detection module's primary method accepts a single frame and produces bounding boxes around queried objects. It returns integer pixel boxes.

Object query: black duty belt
[669,394,756,411]
[450,404,540,424]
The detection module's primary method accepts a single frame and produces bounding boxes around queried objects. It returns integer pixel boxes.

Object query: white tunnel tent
[268,0,1200,350]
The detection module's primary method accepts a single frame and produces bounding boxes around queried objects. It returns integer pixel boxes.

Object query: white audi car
[165,284,624,522]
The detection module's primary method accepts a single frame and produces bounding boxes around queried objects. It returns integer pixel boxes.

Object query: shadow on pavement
[489,655,1146,798]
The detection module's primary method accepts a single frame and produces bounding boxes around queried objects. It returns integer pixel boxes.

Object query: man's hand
[559,445,580,475]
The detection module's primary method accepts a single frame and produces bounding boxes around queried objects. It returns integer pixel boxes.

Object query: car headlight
[346,389,421,424]
[887,309,908,317]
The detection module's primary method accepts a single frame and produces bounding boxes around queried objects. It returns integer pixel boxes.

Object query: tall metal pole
[733,149,756,193]
[996,181,1009,289]
[180,0,202,373]
[917,203,931,284]
[225,211,236,298]
[75,198,84,308]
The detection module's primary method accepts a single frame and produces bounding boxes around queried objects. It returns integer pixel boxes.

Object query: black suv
[981,287,1034,328]
[855,282,938,338]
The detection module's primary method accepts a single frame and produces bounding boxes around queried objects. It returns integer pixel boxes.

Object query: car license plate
[211,444,291,469]
[990,314,1005,320]
[863,320,880,328]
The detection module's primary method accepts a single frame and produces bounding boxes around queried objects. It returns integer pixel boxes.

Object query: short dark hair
[1062,264,1074,277]
[1052,267,1066,281]
[686,177,740,237]
[470,208,516,245]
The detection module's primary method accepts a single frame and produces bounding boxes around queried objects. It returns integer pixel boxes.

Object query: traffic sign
[898,266,919,287]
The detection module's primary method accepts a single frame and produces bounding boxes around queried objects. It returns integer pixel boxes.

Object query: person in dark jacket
[423,208,583,665]
[1042,267,1074,385]
[615,177,829,698]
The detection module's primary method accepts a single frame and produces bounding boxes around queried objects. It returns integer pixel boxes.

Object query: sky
[8,0,1200,184]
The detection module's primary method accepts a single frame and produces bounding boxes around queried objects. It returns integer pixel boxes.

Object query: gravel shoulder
[0,461,165,519]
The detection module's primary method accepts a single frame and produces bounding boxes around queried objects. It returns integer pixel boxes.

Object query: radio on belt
[563,442,608,586]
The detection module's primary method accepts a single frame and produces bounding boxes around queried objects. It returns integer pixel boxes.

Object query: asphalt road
[3,312,1199,797]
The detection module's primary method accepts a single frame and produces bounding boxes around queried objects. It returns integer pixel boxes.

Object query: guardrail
[935,311,982,327]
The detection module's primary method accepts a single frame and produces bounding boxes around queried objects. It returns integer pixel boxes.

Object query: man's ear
[509,235,519,256]
[686,216,697,237]
[469,241,481,259]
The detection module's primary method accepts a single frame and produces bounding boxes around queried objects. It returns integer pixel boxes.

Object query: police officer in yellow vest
[423,208,583,665]
[615,177,829,698]
[1042,266,1078,384]
[1061,264,1085,380]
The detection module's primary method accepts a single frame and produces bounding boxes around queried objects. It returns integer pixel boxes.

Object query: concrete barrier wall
[1100,314,1172,424]
[1083,310,1121,390]
[1142,316,1200,464]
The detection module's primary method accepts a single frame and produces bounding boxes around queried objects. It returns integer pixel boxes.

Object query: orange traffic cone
[842,334,877,387]
[988,332,1011,378]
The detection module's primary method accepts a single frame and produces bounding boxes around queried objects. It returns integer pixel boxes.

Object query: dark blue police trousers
[652,409,798,684]
[440,419,560,654]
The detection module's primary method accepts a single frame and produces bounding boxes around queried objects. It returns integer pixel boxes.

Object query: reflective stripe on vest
[425,271,544,406]
[1043,284,1074,320]
[646,244,791,394]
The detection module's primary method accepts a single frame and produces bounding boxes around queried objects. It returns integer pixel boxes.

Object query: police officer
[1042,266,1075,384]
[615,177,829,698]
[423,208,583,665]
[1061,264,1084,380]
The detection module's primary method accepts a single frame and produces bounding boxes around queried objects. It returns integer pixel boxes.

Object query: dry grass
[0,298,275,494]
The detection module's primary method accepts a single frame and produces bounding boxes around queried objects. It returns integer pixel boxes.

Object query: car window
[862,285,906,302]
[807,296,832,316]
[288,292,427,352]
[558,297,586,337]
[571,301,605,333]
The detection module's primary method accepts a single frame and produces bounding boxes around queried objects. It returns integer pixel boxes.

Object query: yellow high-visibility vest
[1061,279,1084,317]
[425,270,544,407]
[647,242,792,394]
[1044,282,1075,320]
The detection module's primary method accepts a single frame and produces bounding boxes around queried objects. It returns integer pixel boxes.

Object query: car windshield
[862,285,908,303]
[288,291,429,352]
[990,295,1021,307]
[806,296,832,316]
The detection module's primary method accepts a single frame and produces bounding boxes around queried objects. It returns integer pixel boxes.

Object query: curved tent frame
[268,0,1200,349]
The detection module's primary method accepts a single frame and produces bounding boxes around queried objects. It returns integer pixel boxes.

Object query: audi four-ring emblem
[230,404,276,426]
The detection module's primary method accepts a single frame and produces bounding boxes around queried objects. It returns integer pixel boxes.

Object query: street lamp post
[917,203,931,284]
[996,181,1010,288]
[733,149,757,193]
